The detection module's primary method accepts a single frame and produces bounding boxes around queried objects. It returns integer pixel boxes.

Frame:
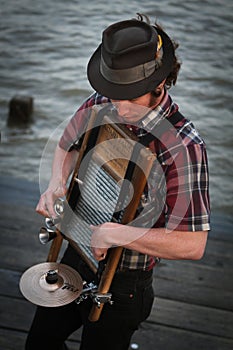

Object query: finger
[36,194,56,218]
[92,248,107,261]
[99,253,106,260]
[36,198,49,217]
[46,199,57,218]
[95,253,106,261]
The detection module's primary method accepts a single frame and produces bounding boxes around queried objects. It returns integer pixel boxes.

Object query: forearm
[49,145,78,189]
[91,223,208,261]
[124,226,208,260]
[36,145,78,217]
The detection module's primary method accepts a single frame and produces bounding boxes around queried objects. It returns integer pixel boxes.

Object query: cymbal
[19,262,83,307]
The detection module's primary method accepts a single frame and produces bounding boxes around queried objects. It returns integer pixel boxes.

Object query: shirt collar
[137,90,175,132]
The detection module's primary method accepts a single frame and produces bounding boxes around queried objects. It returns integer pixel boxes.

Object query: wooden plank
[1,289,232,341]
[1,264,232,315]
[0,296,36,332]
[153,256,233,311]
[155,260,233,292]
[0,269,22,298]
[0,328,27,350]
[1,177,233,349]
[154,276,233,311]
[0,328,80,350]
[1,309,233,350]
[205,238,233,259]
[0,203,66,271]
[0,294,83,341]
[210,213,233,242]
[149,297,233,339]
[0,228,50,271]
[131,322,233,350]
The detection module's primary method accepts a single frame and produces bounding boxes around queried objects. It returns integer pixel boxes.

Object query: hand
[90,222,121,261]
[36,182,67,218]
[90,223,111,261]
[90,222,150,262]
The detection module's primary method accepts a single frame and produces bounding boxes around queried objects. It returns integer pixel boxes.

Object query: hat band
[100,56,162,85]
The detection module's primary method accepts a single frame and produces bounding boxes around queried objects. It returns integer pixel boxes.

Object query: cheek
[114,102,132,115]
[117,104,128,115]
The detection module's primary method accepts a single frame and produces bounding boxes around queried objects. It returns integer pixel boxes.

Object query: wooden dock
[0,176,233,350]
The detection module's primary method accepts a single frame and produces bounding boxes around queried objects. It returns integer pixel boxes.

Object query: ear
[148,78,166,93]
[153,79,166,97]
[157,79,166,89]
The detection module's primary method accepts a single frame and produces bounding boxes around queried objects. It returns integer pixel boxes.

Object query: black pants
[25,245,154,350]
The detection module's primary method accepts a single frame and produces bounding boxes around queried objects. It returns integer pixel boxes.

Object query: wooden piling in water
[7,95,34,127]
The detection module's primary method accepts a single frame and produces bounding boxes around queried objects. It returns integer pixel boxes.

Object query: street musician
[26,14,210,350]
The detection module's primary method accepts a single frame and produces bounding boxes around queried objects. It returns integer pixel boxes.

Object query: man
[26,14,210,350]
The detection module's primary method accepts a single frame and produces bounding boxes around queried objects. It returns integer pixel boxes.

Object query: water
[0,0,232,216]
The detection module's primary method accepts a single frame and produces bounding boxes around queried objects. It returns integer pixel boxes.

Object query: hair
[164,38,181,89]
[136,13,182,90]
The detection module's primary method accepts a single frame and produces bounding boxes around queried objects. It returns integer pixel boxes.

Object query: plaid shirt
[60,92,210,270]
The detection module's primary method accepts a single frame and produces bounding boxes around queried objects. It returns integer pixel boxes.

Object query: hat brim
[87,27,175,100]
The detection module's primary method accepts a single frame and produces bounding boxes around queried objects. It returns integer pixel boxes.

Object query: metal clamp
[75,281,113,307]
[90,292,113,308]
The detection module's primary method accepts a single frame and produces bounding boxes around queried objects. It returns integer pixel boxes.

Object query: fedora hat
[87,19,175,100]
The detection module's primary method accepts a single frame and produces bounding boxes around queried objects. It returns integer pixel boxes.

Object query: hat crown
[102,20,158,69]
[87,17,175,100]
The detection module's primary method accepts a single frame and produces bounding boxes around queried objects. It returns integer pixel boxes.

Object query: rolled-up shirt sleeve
[165,142,210,232]
[59,93,109,151]
[59,108,89,151]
